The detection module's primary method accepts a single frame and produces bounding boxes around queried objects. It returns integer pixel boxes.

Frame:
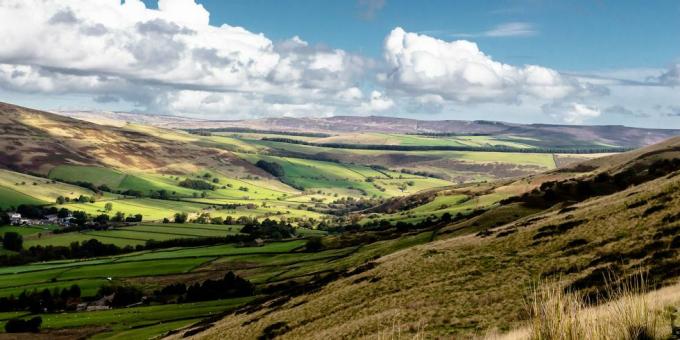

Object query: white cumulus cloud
[543,102,601,124]
[0,0,369,117]
[380,27,585,103]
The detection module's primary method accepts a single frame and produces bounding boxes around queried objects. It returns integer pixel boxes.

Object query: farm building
[9,213,22,225]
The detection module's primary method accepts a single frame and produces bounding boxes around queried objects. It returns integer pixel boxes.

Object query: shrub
[305,236,325,252]
[174,212,188,223]
[5,317,42,333]
[2,232,22,251]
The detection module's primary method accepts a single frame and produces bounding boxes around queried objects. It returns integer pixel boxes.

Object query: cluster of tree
[304,236,325,252]
[97,285,145,308]
[240,218,296,240]
[154,272,254,303]
[255,160,285,177]
[0,211,8,225]
[55,194,95,204]
[0,285,81,313]
[1,232,23,251]
[4,317,42,333]
[185,127,331,138]
[399,169,444,179]
[173,212,188,223]
[260,137,632,154]
[503,158,680,208]
[178,178,215,190]
[54,179,107,194]
[326,196,384,216]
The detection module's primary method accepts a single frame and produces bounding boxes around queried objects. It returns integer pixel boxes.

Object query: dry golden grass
[489,275,680,340]
[528,278,669,339]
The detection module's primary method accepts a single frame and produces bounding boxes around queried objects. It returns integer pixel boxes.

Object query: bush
[185,272,254,302]
[174,212,188,224]
[5,317,42,333]
[2,232,22,251]
[305,236,325,252]
[98,285,144,307]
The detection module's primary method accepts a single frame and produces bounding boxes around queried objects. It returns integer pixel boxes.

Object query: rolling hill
[170,136,680,339]
[0,102,262,178]
[58,110,680,149]
[1,102,679,339]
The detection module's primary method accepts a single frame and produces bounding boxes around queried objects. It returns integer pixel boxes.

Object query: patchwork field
[3,103,678,339]
[0,231,432,338]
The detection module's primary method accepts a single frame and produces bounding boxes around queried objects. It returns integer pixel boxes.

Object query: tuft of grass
[527,275,671,340]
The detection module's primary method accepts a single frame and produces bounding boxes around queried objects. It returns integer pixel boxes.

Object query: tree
[104,202,113,212]
[57,208,70,219]
[174,212,188,224]
[178,179,215,190]
[56,196,66,205]
[440,212,452,223]
[5,317,42,333]
[0,212,9,226]
[112,212,125,222]
[305,236,325,252]
[2,232,23,251]
[94,214,110,224]
[71,211,88,226]
[255,160,285,177]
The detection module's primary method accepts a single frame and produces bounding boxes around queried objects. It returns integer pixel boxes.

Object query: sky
[0,0,679,128]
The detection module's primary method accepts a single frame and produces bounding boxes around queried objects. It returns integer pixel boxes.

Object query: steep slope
[173,138,680,339]
[0,102,266,178]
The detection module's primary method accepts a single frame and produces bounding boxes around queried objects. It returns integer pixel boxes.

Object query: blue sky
[0,0,679,128]
[143,0,680,70]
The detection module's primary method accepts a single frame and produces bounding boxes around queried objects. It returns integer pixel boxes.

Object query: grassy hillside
[177,138,680,339]
[2,102,680,339]
[0,102,265,179]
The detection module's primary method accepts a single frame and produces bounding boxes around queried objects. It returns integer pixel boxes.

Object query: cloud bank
[0,0,676,125]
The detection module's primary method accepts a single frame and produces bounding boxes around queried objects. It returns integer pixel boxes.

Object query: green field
[239,153,453,198]
[0,185,46,209]
[48,165,127,188]
[54,198,209,221]
[240,138,561,182]
[0,297,254,339]
[0,169,96,205]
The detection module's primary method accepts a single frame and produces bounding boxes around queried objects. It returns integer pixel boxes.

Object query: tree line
[0,285,81,313]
